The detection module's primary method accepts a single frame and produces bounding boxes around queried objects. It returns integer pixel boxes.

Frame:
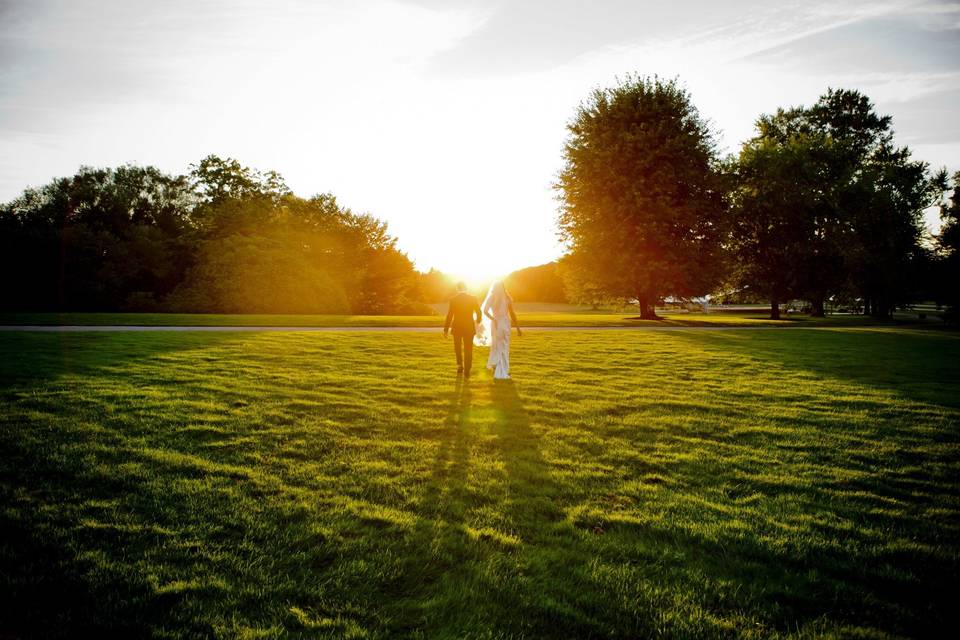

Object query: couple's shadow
[420,377,475,521]
[444,376,531,441]
[423,375,553,530]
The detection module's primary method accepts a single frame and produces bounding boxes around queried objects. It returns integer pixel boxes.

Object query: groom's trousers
[453,333,473,373]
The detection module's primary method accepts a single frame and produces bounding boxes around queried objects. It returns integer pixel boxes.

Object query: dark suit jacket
[445,292,482,336]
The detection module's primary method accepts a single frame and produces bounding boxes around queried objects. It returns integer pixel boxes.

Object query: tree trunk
[811,296,825,317]
[770,297,780,320]
[638,294,659,320]
[872,298,892,319]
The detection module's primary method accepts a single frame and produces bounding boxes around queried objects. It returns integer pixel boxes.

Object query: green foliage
[503,262,565,303]
[937,171,960,319]
[0,165,195,311]
[0,329,957,637]
[732,89,943,318]
[557,253,626,308]
[730,134,818,317]
[0,158,426,315]
[190,155,290,209]
[167,233,351,314]
[418,269,457,303]
[556,75,726,318]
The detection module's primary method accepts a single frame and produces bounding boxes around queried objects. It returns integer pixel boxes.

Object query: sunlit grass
[1,328,957,638]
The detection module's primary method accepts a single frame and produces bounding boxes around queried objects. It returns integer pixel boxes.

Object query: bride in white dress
[474,281,522,379]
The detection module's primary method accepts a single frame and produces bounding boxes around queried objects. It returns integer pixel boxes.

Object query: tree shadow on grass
[576,497,957,637]
[664,327,960,511]
[0,330,256,638]
[648,328,960,635]
[0,331,245,390]
[0,435,226,638]
[401,378,656,637]
[0,509,162,639]
[400,373,958,638]
[670,328,960,409]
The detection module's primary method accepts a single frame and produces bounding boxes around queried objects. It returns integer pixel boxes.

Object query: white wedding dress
[475,282,513,379]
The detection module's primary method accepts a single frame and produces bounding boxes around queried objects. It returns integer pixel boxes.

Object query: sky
[1,0,958,281]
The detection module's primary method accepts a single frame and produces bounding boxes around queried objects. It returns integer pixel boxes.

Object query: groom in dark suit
[443,282,483,376]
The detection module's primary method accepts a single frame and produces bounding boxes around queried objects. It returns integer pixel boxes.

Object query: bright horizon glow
[1,0,957,275]
[449,267,511,290]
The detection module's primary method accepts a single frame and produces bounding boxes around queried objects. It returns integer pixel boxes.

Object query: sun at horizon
[403,218,557,285]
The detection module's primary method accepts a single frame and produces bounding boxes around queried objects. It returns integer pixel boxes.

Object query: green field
[1,328,958,638]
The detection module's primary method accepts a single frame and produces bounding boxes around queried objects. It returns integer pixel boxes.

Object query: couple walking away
[443,281,522,379]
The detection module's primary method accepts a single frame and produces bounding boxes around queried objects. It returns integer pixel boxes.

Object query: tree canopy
[503,263,566,303]
[556,75,726,318]
[555,78,950,320]
[936,171,960,318]
[0,158,427,314]
[731,89,944,318]
[2,83,955,319]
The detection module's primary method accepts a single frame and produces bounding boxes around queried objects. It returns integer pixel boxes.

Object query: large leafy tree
[190,155,289,207]
[732,89,942,318]
[731,130,823,319]
[556,75,726,319]
[805,89,942,317]
[846,146,944,317]
[188,155,291,236]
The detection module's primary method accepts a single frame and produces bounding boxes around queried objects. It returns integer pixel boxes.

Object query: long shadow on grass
[487,379,615,634]
[399,378,653,637]
[649,328,960,635]
[390,376,474,633]
[668,328,960,511]
[0,331,245,390]
[672,328,960,408]
[0,330,253,637]
[422,376,473,520]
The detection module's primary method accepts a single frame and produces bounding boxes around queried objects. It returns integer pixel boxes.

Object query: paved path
[0,324,789,332]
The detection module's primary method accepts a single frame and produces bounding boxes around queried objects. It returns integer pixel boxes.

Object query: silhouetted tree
[190,155,289,206]
[731,131,819,319]
[556,76,726,319]
[804,90,942,317]
[732,89,943,318]
[0,165,194,311]
[937,171,960,319]
[0,159,427,314]
[188,155,291,236]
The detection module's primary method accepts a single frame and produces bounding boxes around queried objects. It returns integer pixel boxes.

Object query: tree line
[557,77,958,320]
[0,153,567,313]
[2,79,956,319]
[0,156,429,314]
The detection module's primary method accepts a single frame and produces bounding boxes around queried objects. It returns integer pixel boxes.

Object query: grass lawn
[0,308,917,328]
[1,328,958,638]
